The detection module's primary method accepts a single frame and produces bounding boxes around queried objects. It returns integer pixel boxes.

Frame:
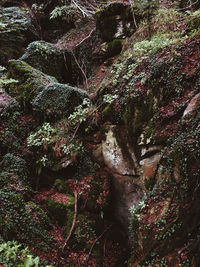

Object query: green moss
[144,177,156,191]
[46,193,74,225]
[0,189,54,249]
[6,60,57,108]
[1,153,27,178]
[107,39,124,57]
[53,179,69,193]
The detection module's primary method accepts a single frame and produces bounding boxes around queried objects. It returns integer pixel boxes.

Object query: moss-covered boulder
[0,7,38,66]
[32,82,88,120]
[0,155,54,250]
[0,96,35,156]
[6,59,57,108]
[20,41,73,83]
[0,189,54,248]
[95,2,136,42]
[0,153,28,177]
[0,154,31,195]
[46,193,74,225]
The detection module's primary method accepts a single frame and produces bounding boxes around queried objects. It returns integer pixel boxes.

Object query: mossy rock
[107,39,124,57]
[32,82,88,120]
[25,201,51,229]
[0,189,54,249]
[46,193,75,225]
[0,153,28,178]
[0,154,32,193]
[20,41,69,83]
[53,179,70,193]
[95,2,135,42]
[6,60,57,108]
[0,7,38,66]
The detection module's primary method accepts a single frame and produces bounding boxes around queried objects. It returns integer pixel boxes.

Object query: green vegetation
[0,239,53,267]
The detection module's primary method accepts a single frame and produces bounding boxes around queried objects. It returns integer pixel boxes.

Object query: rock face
[183,92,200,118]
[140,152,162,189]
[0,7,38,66]
[111,173,143,231]
[102,127,135,176]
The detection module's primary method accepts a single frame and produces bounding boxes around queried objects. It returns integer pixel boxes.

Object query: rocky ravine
[0,0,200,266]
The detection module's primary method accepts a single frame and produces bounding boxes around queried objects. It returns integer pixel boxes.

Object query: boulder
[6,60,57,107]
[57,19,101,85]
[0,7,38,66]
[0,154,31,194]
[95,2,135,42]
[32,82,88,120]
[20,41,74,83]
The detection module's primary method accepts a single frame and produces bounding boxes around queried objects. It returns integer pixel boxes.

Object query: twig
[62,191,78,250]
[84,223,113,266]
[130,0,138,29]
[70,122,81,142]
[71,0,89,17]
[72,52,89,93]
[76,29,94,47]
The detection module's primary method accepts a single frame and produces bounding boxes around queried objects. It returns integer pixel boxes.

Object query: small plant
[27,122,57,148]
[0,65,6,72]
[103,94,118,104]
[0,239,53,266]
[27,120,85,173]
[50,4,78,21]
[68,98,92,126]
[133,33,183,57]
[152,8,183,34]
[0,78,18,86]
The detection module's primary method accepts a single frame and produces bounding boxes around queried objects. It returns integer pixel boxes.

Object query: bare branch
[72,51,89,93]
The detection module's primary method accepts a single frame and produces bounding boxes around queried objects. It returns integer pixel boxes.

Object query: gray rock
[140,152,162,190]
[0,7,38,65]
